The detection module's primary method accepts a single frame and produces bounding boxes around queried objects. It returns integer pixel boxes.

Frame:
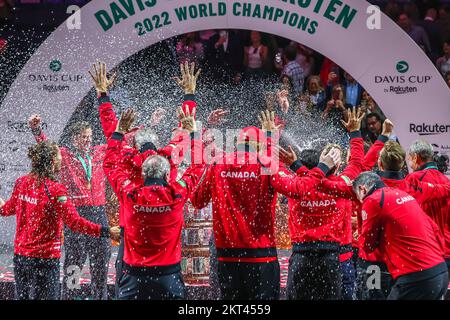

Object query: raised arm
[270,147,341,199]
[28,114,47,143]
[174,61,201,120]
[339,107,365,180]
[89,61,118,140]
[362,119,393,171]
[103,110,140,196]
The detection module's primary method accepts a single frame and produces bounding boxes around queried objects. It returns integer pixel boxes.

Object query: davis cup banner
[0,0,449,243]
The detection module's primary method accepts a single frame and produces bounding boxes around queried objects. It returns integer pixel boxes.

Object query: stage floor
[0,247,291,300]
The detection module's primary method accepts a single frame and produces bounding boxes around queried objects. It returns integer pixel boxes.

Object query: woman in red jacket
[0,141,119,300]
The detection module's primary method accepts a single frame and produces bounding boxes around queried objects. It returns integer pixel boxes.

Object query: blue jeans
[14,254,60,300]
[341,258,356,300]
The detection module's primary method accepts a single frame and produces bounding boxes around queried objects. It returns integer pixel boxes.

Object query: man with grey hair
[103,107,204,300]
[406,139,450,273]
[90,60,200,298]
[353,171,448,300]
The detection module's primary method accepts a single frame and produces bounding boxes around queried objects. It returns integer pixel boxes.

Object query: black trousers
[217,261,280,300]
[388,263,449,300]
[61,206,111,300]
[356,259,393,300]
[117,271,185,300]
[14,255,60,300]
[286,250,342,300]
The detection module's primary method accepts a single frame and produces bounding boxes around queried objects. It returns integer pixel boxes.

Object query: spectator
[243,31,268,79]
[176,32,204,66]
[322,84,351,126]
[384,0,401,22]
[446,71,450,88]
[436,39,450,77]
[418,8,441,60]
[320,57,340,89]
[360,90,386,133]
[398,13,432,57]
[437,5,450,46]
[342,71,363,107]
[363,112,383,144]
[0,0,13,23]
[291,42,315,78]
[302,75,326,113]
[280,44,305,96]
[204,30,244,83]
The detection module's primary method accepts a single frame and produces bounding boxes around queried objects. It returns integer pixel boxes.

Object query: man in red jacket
[0,141,120,300]
[353,172,448,300]
[190,110,340,300]
[406,139,450,272]
[103,108,204,300]
[276,107,365,300]
[89,61,199,298]
[27,116,111,299]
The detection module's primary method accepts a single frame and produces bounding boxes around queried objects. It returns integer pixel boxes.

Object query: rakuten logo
[410,123,450,136]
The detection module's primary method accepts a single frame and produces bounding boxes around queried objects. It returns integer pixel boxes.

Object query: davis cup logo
[396,61,409,74]
[49,60,62,72]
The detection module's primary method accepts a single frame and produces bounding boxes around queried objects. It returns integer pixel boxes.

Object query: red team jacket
[318,168,450,264]
[190,131,329,262]
[360,184,446,279]
[0,175,104,259]
[34,131,107,207]
[404,162,450,259]
[97,94,196,227]
[103,132,204,269]
[286,131,364,250]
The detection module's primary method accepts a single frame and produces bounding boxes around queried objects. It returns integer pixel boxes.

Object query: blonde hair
[380,141,406,171]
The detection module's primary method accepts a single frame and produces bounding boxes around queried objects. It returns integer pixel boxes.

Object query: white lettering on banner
[300,199,337,208]
[366,5,381,30]
[18,194,38,205]
[67,5,82,30]
[396,195,415,205]
[220,171,258,179]
[134,205,172,213]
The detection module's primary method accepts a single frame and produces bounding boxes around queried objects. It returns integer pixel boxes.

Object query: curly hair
[28,141,60,182]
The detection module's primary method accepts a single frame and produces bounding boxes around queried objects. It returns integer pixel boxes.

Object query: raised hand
[382,119,394,137]
[277,89,290,113]
[88,61,117,95]
[173,61,201,95]
[116,109,137,134]
[207,109,230,126]
[258,110,281,132]
[278,145,297,166]
[150,107,167,127]
[320,148,341,169]
[177,106,197,133]
[341,107,365,132]
[28,114,41,131]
